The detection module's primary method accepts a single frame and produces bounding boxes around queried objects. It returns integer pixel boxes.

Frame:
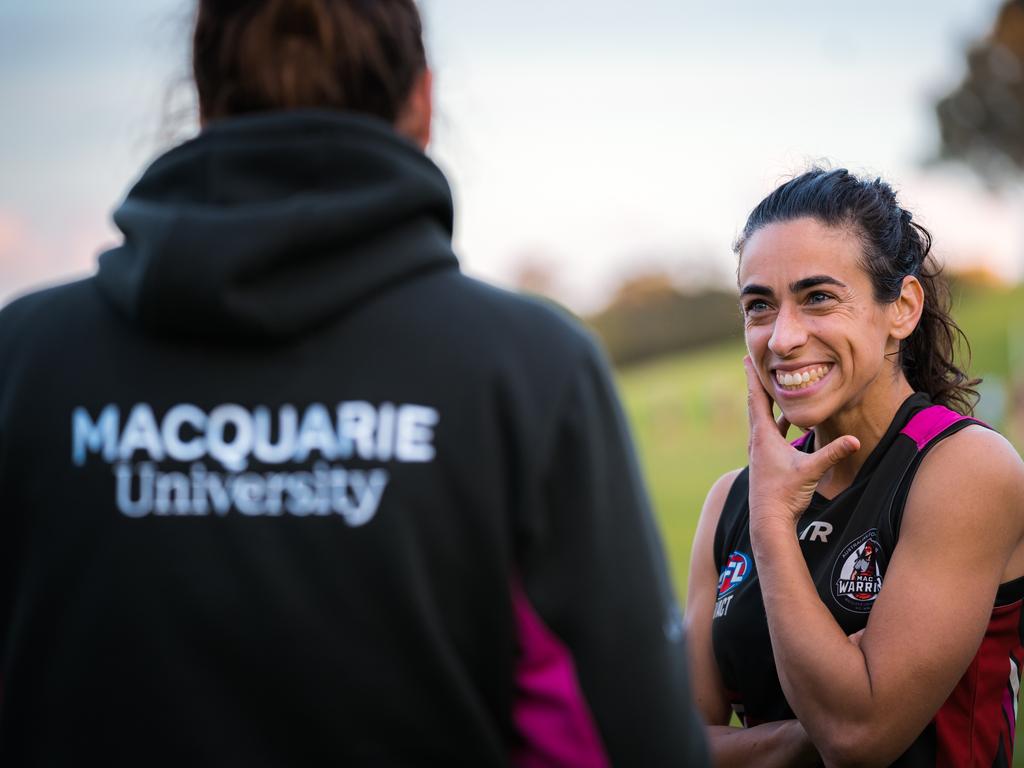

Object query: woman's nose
[767,305,808,357]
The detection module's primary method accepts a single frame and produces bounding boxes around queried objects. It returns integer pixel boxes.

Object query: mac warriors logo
[831,529,884,613]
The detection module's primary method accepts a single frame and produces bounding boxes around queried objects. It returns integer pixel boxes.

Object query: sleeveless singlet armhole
[996,573,1024,606]
[713,469,750,573]
[888,417,987,541]
[887,415,1024,605]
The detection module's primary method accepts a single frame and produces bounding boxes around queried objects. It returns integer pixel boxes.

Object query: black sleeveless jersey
[712,393,1024,767]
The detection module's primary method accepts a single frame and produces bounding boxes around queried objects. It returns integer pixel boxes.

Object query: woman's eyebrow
[790,275,848,293]
[740,283,774,298]
[739,276,848,298]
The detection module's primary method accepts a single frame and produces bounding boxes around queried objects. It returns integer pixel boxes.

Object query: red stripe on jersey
[935,600,1023,768]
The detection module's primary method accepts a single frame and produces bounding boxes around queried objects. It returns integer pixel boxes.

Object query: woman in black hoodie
[0,2,707,765]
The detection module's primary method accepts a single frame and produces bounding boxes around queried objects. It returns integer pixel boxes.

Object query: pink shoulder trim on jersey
[510,583,609,768]
[791,432,812,450]
[900,405,969,451]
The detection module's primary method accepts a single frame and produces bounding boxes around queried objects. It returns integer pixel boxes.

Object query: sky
[1,0,1020,311]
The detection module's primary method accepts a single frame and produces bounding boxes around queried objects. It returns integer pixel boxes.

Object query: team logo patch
[831,529,884,613]
[718,551,752,597]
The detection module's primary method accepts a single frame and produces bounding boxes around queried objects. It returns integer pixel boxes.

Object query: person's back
[0,2,707,765]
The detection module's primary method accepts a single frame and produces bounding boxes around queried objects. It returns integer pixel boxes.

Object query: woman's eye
[743,300,770,315]
[807,292,833,304]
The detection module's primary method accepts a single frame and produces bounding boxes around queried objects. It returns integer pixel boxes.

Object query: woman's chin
[779,406,822,432]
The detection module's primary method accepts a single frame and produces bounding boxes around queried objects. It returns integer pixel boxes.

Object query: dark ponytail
[192,0,426,124]
[736,168,980,414]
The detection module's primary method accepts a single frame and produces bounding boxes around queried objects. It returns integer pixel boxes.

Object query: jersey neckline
[803,392,932,504]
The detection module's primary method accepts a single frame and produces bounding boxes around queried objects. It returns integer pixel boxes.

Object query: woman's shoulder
[711,466,746,496]
[692,468,747,559]
[914,422,1024,491]
[704,468,746,520]
[905,423,1024,542]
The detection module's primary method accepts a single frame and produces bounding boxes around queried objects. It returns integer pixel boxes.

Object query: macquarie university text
[71,402,439,524]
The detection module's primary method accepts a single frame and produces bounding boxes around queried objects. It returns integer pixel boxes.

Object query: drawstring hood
[97,110,457,340]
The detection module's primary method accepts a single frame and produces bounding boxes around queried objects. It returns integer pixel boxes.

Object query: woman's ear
[890,275,925,341]
[395,68,432,150]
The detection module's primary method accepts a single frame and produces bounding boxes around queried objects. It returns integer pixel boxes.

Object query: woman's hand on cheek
[743,356,860,537]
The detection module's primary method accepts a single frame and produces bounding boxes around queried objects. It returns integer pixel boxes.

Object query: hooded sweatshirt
[0,111,708,767]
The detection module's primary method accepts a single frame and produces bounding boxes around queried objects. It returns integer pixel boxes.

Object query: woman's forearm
[707,720,820,768]
[751,521,875,750]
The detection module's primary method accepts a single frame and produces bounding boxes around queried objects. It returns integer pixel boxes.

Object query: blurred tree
[935,0,1024,184]
[511,249,563,300]
[609,272,678,308]
[587,270,742,367]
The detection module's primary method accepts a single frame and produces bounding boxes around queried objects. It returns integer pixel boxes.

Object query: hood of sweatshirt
[96,110,458,341]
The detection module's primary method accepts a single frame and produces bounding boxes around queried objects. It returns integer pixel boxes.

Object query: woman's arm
[743,360,1024,768]
[687,470,820,768]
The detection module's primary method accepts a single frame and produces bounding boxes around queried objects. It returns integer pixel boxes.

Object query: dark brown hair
[735,167,980,415]
[193,0,426,123]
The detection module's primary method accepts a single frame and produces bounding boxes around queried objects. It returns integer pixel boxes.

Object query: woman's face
[738,217,900,429]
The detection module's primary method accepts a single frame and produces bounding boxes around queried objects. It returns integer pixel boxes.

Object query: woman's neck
[812,374,915,496]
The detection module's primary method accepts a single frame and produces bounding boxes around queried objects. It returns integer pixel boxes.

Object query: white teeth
[775,365,830,389]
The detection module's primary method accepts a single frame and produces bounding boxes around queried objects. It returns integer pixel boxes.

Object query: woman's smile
[771,362,833,397]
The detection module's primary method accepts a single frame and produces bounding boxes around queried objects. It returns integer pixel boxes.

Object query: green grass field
[614,282,1024,760]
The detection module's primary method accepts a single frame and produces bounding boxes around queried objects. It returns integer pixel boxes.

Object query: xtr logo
[799,521,833,543]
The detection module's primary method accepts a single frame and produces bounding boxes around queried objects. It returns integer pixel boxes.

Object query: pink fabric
[510,584,609,768]
[900,405,967,451]
[791,432,812,450]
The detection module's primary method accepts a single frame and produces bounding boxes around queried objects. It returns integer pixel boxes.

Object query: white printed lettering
[376,402,396,461]
[162,404,207,462]
[295,404,338,462]
[118,404,165,462]
[115,461,155,518]
[396,405,438,462]
[207,404,254,471]
[253,405,297,464]
[72,404,119,465]
[154,470,190,515]
[337,401,376,460]
[714,595,734,619]
[77,401,434,522]
[799,521,833,543]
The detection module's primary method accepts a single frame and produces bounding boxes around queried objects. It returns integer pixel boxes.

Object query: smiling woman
[738,216,924,440]
[685,168,1024,767]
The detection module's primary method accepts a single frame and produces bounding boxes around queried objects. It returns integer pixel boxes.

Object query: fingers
[848,629,866,648]
[743,356,776,433]
[810,434,861,476]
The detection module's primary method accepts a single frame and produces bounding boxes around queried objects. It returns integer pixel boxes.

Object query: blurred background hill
[587,275,742,366]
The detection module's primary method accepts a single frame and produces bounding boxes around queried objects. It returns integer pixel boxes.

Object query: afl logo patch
[831,529,883,613]
[718,551,752,597]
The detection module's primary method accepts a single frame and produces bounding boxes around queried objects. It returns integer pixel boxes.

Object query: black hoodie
[0,111,708,766]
